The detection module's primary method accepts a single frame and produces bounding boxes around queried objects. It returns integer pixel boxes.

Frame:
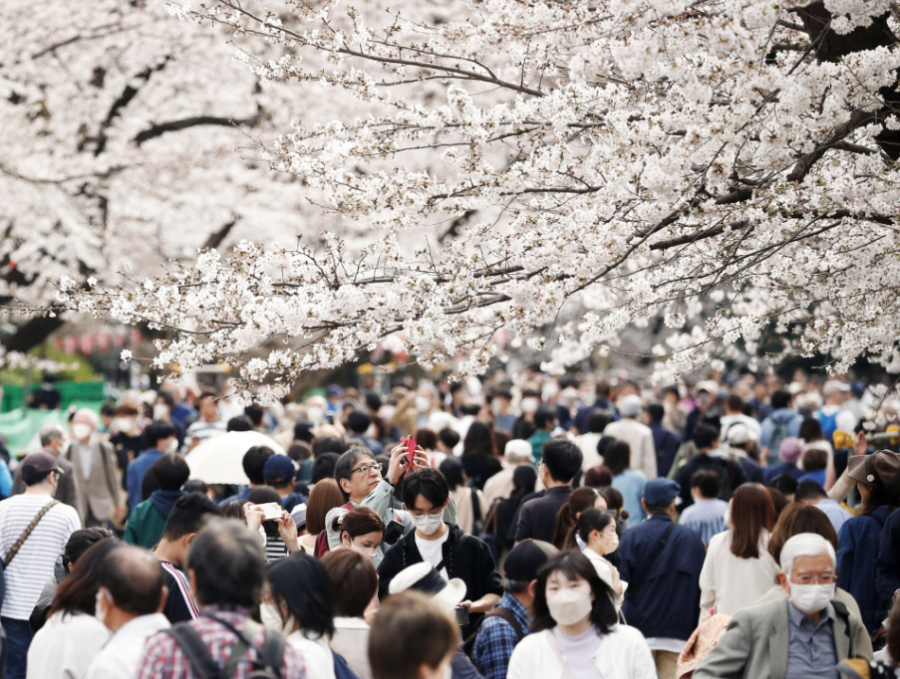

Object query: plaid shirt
[137,606,306,679]
[471,593,531,679]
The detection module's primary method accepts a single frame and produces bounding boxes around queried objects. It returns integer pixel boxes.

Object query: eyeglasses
[351,463,382,476]
[791,571,835,586]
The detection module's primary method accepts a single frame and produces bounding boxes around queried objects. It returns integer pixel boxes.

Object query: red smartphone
[404,436,417,467]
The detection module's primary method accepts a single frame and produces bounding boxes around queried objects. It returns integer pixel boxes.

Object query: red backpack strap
[343,502,355,510]
[314,530,330,558]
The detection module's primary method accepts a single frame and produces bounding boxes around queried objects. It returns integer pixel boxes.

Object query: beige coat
[63,440,121,523]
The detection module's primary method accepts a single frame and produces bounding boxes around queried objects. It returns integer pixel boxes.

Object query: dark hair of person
[293,421,314,444]
[320,549,378,618]
[768,502,838,564]
[161,492,225,541]
[726,394,744,413]
[334,447,377,500]
[438,457,466,491]
[509,465,538,506]
[793,480,828,503]
[597,486,629,522]
[242,446,275,485]
[98,545,165,616]
[798,417,824,443]
[307,478,345,535]
[730,483,775,559]
[312,453,341,484]
[227,416,254,432]
[183,479,208,495]
[244,403,264,427]
[690,470,721,499]
[769,473,799,496]
[534,406,557,430]
[645,404,665,423]
[247,485,281,506]
[100,403,116,417]
[62,527,114,572]
[604,441,630,476]
[566,507,616,550]
[150,453,190,492]
[858,468,900,517]
[463,421,497,457]
[767,487,788,519]
[531,551,617,635]
[144,420,176,449]
[771,390,792,411]
[50,538,121,618]
[801,448,828,472]
[313,436,347,457]
[198,391,217,403]
[268,554,336,640]
[552,487,600,549]
[587,410,613,434]
[493,430,511,457]
[368,591,458,679]
[415,428,438,452]
[438,428,461,450]
[332,505,385,541]
[288,441,312,462]
[347,411,371,435]
[692,424,719,450]
[187,519,267,609]
[223,499,250,523]
[402,468,450,510]
[887,598,900,665]
[542,439,583,484]
[583,464,614,489]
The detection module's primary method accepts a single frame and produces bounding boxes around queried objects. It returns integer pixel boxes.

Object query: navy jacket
[839,505,892,635]
[875,508,900,606]
[618,514,705,640]
[649,422,681,478]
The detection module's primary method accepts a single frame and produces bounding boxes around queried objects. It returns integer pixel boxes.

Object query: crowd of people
[1,367,900,678]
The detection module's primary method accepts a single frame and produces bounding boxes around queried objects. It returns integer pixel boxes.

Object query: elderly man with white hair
[482,440,535,507]
[63,409,122,527]
[694,533,872,679]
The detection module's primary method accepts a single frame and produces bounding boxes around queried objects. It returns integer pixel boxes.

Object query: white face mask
[349,543,378,559]
[113,417,135,433]
[165,439,179,454]
[72,423,92,442]
[491,400,505,416]
[598,529,619,554]
[788,581,835,614]
[415,396,432,413]
[379,405,397,421]
[411,513,444,536]
[542,384,559,400]
[306,406,324,424]
[546,589,593,626]
[153,404,170,421]
[260,603,292,633]
[521,398,539,414]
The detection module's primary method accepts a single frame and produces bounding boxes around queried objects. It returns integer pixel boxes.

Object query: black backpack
[166,617,285,679]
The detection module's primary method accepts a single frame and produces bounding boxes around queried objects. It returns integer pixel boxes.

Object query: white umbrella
[185,431,287,484]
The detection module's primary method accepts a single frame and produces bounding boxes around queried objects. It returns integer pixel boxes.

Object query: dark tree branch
[133,105,263,145]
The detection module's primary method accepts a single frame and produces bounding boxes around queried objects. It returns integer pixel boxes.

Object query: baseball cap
[20,451,60,485]
[326,385,344,398]
[726,424,751,445]
[847,451,900,495]
[503,540,558,582]
[618,395,643,418]
[388,563,467,609]
[643,478,680,505]
[504,439,533,462]
[263,455,296,483]
[696,380,719,395]
[823,380,851,398]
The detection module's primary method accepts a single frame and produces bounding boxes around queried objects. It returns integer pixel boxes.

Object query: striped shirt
[679,498,728,545]
[185,420,226,443]
[160,562,200,623]
[0,494,81,619]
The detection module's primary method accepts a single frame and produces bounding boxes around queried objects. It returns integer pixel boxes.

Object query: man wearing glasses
[695,533,872,679]
[326,444,456,566]
[0,451,81,679]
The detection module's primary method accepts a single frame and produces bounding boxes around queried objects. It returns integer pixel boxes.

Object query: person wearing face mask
[507,551,655,679]
[26,538,117,679]
[511,389,541,441]
[377,468,502,639]
[568,509,626,613]
[12,423,83,518]
[108,403,146,472]
[526,406,557,464]
[263,554,338,679]
[126,420,178,513]
[490,391,516,435]
[334,506,385,620]
[62,408,124,528]
[369,591,459,679]
[694,533,873,679]
[84,544,170,679]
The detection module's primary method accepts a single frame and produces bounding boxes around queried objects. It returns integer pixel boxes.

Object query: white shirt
[332,617,372,679]
[415,528,450,580]
[27,611,110,679]
[699,530,779,620]
[483,467,515,507]
[575,432,605,471]
[286,631,335,679]
[74,442,94,480]
[0,494,81,619]
[603,419,657,479]
[84,613,170,679]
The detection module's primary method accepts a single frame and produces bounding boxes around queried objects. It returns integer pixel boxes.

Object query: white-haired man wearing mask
[694,533,872,679]
[64,409,123,527]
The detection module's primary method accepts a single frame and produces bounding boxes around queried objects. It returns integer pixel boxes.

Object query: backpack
[166,618,285,679]
[817,409,841,442]
[462,606,526,658]
[769,418,791,458]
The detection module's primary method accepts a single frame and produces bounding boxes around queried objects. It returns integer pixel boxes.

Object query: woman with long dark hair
[567,509,626,612]
[495,465,538,552]
[27,538,118,679]
[838,450,900,635]
[698,483,778,619]
[461,421,503,490]
[551,487,606,550]
[439,458,485,536]
[507,551,654,678]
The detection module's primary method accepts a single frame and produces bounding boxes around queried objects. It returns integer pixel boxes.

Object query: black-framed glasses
[351,463,382,476]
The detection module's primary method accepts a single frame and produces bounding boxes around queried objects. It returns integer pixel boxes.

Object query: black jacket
[378,524,503,635]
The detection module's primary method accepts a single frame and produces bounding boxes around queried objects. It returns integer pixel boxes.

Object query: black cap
[503,539,558,582]
[21,451,60,485]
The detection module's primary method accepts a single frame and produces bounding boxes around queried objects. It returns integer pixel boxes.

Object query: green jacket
[528,430,552,463]
[124,499,167,549]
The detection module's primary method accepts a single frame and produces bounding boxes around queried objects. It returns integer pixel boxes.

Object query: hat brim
[846,455,874,485]
[434,578,467,609]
